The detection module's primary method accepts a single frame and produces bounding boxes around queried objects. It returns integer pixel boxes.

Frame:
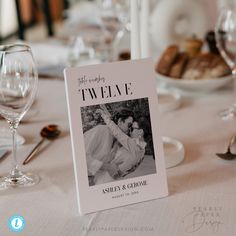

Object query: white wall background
[0,0,17,37]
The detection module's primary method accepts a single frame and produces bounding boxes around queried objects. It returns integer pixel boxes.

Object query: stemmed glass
[215,6,236,120]
[112,0,131,61]
[0,44,39,189]
[97,0,123,61]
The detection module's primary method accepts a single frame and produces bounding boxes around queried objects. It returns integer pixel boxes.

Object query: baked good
[184,37,203,58]
[204,56,231,78]
[156,45,179,75]
[182,53,214,79]
[156,43,231,80]
[168,53,188,78]
[183,53,231,79]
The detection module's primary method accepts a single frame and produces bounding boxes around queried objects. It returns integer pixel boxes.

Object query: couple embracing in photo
[84,104,150,186]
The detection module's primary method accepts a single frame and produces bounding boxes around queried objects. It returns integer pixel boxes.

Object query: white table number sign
[64,59,168,215]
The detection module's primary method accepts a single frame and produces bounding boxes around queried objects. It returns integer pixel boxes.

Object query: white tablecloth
[1,79,236,236]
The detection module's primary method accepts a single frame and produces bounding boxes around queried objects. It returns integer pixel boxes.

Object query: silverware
[23,124,61,165]
[216,135,236,160]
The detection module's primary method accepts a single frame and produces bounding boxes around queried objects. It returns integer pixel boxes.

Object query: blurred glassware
[97,0,129,61]
[67,36,95,66]
[62,1,129,63]
[61,20,109,63]
[111,0,131,61]
[99,0,120,34]
[113,23,131,61]
[215,5,236,120]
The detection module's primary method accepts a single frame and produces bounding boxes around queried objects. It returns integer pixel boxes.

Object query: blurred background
[0,0,226,43]
[0,0,233,77]
[0,0,69,42]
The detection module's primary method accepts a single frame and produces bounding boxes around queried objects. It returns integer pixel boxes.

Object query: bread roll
[204,56,231,78]
[156,45,179,75]
[205,30,220,54]
[183,53,231,79]
[185,37,203,58]
[168,52,188,78]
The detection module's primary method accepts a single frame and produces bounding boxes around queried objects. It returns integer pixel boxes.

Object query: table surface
[1,78,236,236]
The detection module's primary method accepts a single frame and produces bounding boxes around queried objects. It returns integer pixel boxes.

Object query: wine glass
[0,44,39,189]
[97,0,123,61]
[215,6,236,120]
[112,1,131,61]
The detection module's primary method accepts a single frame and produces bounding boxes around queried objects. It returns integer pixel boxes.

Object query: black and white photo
[64,59,168,214]
[81,98,156,186]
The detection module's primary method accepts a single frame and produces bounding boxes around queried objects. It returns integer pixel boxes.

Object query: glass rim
[0,43,32,53]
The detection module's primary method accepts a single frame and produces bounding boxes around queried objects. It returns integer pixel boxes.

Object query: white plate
[156,72,233,93]
[162,136,185,168]
[157,89,181,113]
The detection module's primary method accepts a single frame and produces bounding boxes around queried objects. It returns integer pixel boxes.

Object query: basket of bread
[155,32,233,92]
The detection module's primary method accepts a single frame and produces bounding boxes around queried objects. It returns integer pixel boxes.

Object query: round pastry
[184,37,203,58]
[169,52,188,78]
[182,53,213,80]
[182,53,231,80]
[156,45,179,75]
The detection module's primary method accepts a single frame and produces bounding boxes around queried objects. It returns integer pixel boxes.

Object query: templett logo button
[8,215,25,232]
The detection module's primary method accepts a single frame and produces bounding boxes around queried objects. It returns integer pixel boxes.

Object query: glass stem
[9,121,20,176]
[231,69,236,107]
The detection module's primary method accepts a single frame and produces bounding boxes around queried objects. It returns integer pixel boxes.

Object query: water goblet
[215,6,236,120]
[97,0,124,61]
[112,0,131,61]
[0,44,39,189]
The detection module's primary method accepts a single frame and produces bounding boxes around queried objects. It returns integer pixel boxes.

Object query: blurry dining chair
[15,0,54,40]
